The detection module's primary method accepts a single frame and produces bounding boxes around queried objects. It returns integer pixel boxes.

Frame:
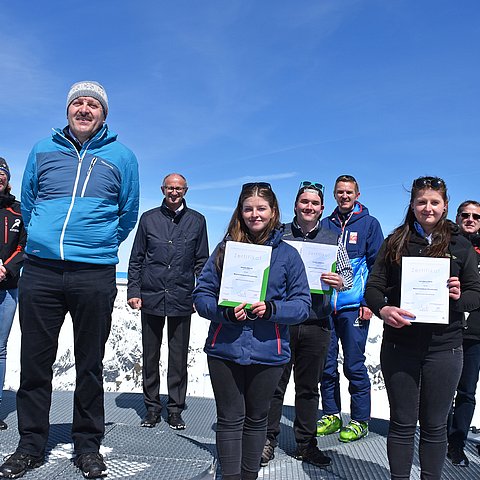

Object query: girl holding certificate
[365,176,480,480]
[193,182,311,480]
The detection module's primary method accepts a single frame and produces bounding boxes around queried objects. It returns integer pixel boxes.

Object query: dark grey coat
[127,200,209,316]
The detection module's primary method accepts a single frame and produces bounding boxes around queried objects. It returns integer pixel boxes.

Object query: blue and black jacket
[193,228,311,366]
[21,125,139,265]
[321,202,383,312]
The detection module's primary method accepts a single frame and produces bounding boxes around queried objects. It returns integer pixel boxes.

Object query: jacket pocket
[275,323,281,355]
[211,324,222,347]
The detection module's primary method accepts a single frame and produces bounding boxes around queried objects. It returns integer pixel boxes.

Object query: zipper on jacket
[4,217,7,244]
[275,323,281,354]
[57,132,97,260]
[80,157,97,197]
[211,324,222,347]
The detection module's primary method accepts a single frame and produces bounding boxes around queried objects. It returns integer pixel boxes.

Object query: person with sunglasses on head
[193,182,311,480]
[261,181,352,468]
[127,173,209,431]
[447,200,480,467]
[318,175,384,442]
[365,177,480,480]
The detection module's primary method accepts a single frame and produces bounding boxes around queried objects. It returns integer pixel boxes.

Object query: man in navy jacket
[318,175,383,443]
[127,173,208,431]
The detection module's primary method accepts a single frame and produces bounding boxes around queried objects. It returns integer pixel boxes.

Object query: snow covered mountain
[5,285,388,415]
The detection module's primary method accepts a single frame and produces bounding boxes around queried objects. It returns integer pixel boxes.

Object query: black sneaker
[293,444,332,468]
[74,452,107,479]
[0,451,44,478]
[141,410,161,428]
[0,420,7,430]
[167,412,186,430]
[447,444,469,467]
[260,439,275,467]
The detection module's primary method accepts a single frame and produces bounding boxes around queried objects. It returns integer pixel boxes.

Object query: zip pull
[80,157,97,197]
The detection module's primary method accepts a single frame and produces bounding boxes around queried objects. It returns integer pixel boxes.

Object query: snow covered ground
[5,285,479,427]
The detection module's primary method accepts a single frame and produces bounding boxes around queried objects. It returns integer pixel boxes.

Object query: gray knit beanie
[66,81,108,117]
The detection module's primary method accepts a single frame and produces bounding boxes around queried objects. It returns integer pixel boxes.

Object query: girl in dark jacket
[365,176,480,480]
[193,183,311,480]
[0,158,26,430]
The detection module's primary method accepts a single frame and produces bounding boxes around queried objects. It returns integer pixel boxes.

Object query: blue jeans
[381,341,463,480]
[0,288,18,403]
[321,307,371,421]
[448,339,480,449]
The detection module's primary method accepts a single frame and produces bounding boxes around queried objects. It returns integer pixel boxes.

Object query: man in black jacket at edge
[447,200,480,468]
[127,173,209,430]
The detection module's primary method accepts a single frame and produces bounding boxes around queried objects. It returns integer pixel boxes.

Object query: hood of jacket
[328,202,371,228]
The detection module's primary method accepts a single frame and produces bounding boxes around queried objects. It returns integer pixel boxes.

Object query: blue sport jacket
[21,125,139,264]
[193,229,311,366]
[321,202,383,311]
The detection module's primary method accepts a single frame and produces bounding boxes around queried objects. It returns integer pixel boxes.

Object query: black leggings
[381,341,463,480]
[208,357,283,480]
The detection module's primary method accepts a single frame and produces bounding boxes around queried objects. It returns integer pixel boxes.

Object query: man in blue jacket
[0,81,139,479]
[318,175,383,443]
[127,173,208,431]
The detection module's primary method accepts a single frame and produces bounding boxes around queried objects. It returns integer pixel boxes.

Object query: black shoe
[167,412,186,430]
[293,444,332,468]
[260,439,275,467]
[0,451,44,478]
[0,420,7,430]
[74,452,107,479]
[141,410,161,428]
[447,444,469,467]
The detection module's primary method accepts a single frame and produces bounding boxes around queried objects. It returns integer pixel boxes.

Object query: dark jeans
[267,323,331,447]
[448,339,480,448]
[208,357,283,480]
[141,313,191,414]
[381,341,463,480]
[16,261,116,456]
[321,307,371,421]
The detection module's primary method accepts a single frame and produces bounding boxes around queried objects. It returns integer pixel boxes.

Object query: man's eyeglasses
[241,182,272,191]
[412,177,445,189]
[164,186,187,193]
[299,181,325,195]
[459,212,480,221]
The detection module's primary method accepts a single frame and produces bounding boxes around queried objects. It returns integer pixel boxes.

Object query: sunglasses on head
[412,177,445,189]
[241,182,272,192]
[299,181,325,194]
[459,212,480,221]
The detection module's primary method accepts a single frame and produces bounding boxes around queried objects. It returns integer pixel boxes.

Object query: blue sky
[1,1,479,271]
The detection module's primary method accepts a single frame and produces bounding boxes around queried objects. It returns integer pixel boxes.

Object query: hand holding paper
[320,272,344,291]
[448,276,461,300]
[380,305,415,328]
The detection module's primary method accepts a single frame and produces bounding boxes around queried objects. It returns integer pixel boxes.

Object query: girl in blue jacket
[193,182,311,480]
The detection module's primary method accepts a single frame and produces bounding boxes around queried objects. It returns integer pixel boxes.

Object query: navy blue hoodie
[193,228,311,366]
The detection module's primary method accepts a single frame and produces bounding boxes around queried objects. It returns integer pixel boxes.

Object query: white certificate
[400,257,450,324]
[218,241,272,308]
[284,241,338,294]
